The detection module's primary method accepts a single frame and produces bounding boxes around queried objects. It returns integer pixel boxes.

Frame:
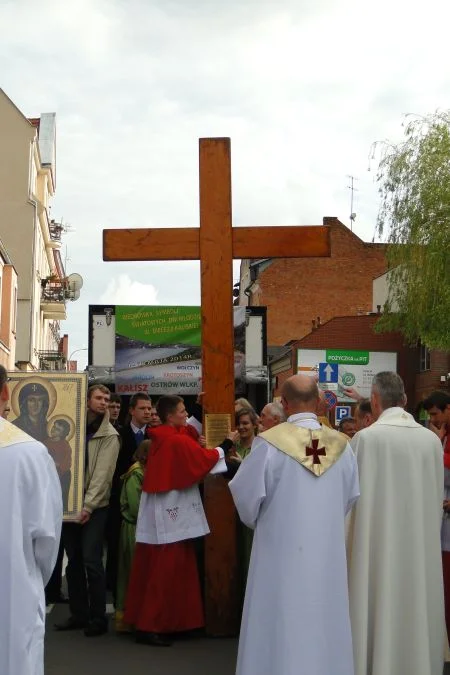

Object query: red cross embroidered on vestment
[306,438,326,465]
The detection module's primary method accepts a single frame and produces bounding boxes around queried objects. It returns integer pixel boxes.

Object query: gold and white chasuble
[229,413,359,675]
[259,422,347,477]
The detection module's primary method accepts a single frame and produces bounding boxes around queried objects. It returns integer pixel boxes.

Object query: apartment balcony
[41,280,68,320]
[38,350,66,371]
[49,220,64,242]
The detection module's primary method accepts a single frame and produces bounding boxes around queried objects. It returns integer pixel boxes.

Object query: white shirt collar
[287,412,319,423]
[130,421,146,434]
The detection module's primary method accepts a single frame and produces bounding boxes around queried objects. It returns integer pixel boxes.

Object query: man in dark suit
[106,393,152,601]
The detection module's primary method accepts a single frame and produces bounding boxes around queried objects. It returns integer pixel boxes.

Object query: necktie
[135,429,145,444]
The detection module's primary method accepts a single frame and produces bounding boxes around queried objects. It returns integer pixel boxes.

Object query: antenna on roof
[347,175,358,232]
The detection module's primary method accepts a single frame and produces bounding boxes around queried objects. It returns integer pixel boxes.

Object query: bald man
[230,375,359,675]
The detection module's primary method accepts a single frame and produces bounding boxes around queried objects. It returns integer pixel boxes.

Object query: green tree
[375,111,450,350]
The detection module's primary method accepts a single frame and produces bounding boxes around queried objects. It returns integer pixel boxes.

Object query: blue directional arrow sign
[319,362,338,384]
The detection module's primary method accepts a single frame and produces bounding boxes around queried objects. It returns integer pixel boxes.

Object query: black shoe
[46,593,69,605]
[54,616,86,631]
[168,628,204,641]
[135,631,173,647]
[84,618,108,637]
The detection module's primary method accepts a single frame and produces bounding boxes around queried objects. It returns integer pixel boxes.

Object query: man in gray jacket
[56,385,119,637]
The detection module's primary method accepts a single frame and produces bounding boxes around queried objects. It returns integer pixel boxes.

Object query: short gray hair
[372,372,406,409]
[264,402,286,422]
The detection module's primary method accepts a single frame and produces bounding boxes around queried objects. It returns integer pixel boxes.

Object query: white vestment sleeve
[229,438,269,529]
[33,455,63,586]
[209,447,227,474]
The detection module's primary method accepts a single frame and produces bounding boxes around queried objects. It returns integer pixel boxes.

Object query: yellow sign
[205,413,232,449]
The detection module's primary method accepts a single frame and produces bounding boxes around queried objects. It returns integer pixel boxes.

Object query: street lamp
[68,348,88,371]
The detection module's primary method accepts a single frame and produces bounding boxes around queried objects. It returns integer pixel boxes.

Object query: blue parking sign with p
[335,406,351,422]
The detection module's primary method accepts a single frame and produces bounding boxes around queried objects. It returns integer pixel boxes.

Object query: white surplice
[348,407,444,675]
[0,419,62,675]
[229,413,360,675]
[136,446,226,544]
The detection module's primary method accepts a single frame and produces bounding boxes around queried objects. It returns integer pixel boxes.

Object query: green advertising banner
[116,306,201,346]
[114,305,247,395]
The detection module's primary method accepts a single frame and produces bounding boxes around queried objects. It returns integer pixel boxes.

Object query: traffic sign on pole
[324,390,337,410]
[319,362,338,384]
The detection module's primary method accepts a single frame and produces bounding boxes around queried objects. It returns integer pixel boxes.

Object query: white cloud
[1,0,450,361]
[99,274,159,305]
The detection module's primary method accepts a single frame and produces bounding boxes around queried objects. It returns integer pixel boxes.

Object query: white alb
[0,418,62,675]
[348,406,444,675]
[229,412,360,675]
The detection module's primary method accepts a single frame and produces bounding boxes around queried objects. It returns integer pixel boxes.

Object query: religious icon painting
[7,371,88,521]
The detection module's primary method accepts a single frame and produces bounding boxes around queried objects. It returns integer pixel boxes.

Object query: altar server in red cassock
[124,395,237,646]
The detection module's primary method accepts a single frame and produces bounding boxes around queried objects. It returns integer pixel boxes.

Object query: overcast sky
[2,0,450,368]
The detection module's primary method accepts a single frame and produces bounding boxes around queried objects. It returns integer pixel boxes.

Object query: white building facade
[0,89,75,370]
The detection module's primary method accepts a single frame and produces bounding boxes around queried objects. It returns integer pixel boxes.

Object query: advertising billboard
[114,305,246,395]
[297,348,397,401]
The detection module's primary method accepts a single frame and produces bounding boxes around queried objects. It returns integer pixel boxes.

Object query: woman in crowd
[234,397,254,414]
[115,439,150,632]
[233,407,259,461]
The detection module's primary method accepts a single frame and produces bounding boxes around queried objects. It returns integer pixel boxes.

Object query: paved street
[45,602,450,675]
[45,604,238,675]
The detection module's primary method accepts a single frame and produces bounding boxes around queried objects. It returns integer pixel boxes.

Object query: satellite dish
[70,289,81,302]
[67,273,83,291]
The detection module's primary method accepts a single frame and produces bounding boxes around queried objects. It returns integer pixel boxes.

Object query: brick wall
[272,315,415,405]
[248,217,387,345]
[415,350,450,403]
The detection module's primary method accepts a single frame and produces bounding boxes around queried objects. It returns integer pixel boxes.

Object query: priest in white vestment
[0,366,62,675]
[229,374,360,675]
[348,371,444,675]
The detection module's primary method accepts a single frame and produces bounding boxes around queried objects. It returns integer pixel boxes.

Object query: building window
[419,344,431,372]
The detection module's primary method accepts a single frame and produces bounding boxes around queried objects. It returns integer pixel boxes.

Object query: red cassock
[124,424,220,634]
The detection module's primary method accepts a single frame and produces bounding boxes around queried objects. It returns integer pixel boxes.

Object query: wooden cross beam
[103,138,331,635]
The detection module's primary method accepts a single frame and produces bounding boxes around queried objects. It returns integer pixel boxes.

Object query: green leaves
[375,112,450,350]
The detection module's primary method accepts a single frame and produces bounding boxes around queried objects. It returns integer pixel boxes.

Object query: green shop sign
[116,306,201,346]
[326,349,370,365]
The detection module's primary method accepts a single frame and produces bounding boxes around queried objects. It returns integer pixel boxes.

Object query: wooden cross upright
[103,138,331,635]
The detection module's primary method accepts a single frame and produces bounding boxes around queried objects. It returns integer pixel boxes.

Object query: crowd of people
[0,362,449,675]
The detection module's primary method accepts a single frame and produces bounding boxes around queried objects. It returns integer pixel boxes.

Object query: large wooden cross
[103,138,330,635]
